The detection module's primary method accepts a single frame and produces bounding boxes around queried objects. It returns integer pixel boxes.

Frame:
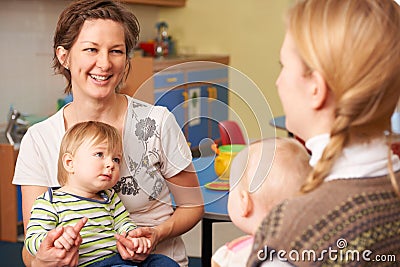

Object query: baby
[25,121,178,267]
[212,137,311,267]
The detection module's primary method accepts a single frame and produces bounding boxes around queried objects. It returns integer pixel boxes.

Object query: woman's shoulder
[250,192,336,264]
[251,178,400,266]
[25,108,65,138]
[19,108,64,155]
[254,184,348,241]
[125,95,178,134]
[125,94,170,117]
[255,177,399,247]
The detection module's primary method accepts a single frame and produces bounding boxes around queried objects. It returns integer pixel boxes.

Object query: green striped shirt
[25,188,137,266]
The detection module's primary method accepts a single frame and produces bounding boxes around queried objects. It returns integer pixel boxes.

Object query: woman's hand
[31,217,87,267]
[115,227,159,261]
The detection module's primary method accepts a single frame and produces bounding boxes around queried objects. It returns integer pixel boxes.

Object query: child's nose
[106,158,115,170]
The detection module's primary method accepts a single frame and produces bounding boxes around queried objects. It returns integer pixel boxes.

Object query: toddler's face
[71,140,122,192]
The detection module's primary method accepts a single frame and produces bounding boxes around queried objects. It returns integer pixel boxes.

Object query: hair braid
[301,115,350,193]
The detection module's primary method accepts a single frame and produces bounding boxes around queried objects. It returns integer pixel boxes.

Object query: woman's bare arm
[21,185,48,267]
[155,165,204,242]
[117,163,204,261]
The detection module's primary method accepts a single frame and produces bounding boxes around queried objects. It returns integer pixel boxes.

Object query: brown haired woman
[13,1,203,266]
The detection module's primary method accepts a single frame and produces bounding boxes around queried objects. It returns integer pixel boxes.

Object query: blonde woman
[248,0,400,266]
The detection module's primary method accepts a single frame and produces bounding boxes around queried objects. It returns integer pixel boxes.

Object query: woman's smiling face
[67,19,127,99]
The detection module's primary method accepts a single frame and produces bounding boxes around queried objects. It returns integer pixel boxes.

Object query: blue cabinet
[153,62,229,149]
[209,83,229,140]
[186,85,209,147]
[154,87,186,130]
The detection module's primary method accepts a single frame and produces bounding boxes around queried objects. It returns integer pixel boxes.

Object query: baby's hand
[53,225,79,251]
[126,236,151,255]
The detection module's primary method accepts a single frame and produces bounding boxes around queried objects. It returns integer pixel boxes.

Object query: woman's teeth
[91,74,109,81]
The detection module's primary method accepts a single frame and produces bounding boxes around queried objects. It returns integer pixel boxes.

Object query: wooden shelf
[121,0,186,7]
[152,54,229,72]
[0,144,18,242]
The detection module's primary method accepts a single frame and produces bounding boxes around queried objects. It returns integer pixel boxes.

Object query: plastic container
[211,144,246,179]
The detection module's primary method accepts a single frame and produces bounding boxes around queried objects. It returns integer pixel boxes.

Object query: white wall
[0,0,66,124]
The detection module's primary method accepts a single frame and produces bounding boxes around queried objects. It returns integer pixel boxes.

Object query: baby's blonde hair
[231,138,311,205]
[254,138,310,204]
[287,0,400,193]
[57,121,123,186]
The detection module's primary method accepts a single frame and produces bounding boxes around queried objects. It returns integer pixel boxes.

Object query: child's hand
[54,226,79,251]
[54,217,88,251]
[115,229,154,261]
[125,236,151,255]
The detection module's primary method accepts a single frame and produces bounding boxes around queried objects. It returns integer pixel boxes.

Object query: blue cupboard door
[186,85,209,148]
[154,87,187,134]
[209,83,229,141]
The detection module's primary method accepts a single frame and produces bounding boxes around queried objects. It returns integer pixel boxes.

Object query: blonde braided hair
[286,0,400,193]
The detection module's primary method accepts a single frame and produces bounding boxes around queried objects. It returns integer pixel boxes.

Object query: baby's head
[57,121,123,186]
[227,137,311,234]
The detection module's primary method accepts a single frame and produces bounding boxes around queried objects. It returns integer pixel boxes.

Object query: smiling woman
[56,19,128,112]
[52,0,140,97]
[12,1,203,267]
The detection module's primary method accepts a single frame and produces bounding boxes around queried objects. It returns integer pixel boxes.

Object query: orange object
[211,144,246,179]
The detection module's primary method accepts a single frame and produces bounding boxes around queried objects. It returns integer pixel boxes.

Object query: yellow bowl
[213,144,245,179]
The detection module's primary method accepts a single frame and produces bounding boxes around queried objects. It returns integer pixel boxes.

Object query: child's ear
[239,190,253,218]
[62,153,74,173]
